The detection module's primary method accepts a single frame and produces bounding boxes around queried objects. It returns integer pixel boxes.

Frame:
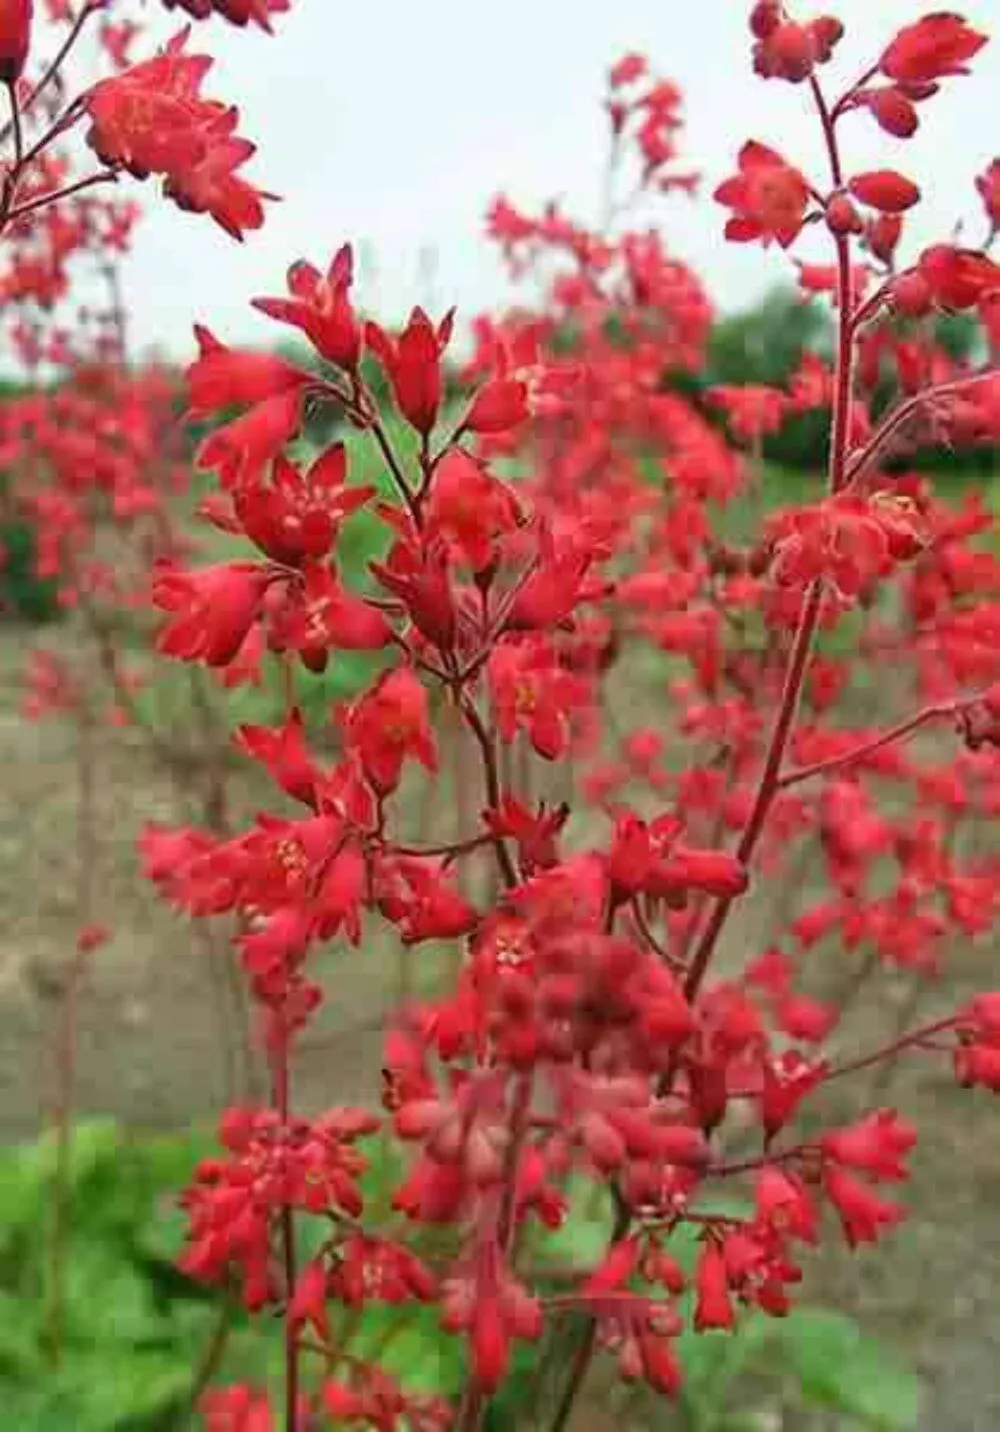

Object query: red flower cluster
[10,4,1000,1431]
[85,32,271,238]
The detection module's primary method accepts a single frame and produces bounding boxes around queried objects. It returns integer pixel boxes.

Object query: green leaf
[780,1309,922,1431]
[676,1317,776,1431]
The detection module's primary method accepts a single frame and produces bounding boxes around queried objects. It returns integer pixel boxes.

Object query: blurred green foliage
[0,510,60,624]
[0,1122,922,1431]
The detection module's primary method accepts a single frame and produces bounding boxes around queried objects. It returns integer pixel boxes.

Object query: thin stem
[630,898,688,974]
[777,700,963,790]
[0,81,22,227]
[365,404,422,527]
[841,371,999,489]
[390,832,497,861]
[546,1321,599,1432]
[274,1050,299,1431]
[6,167,118,221]
[822,1017,958,1084]
[459,695,518,888]
[0,2,98,147]
[6,80,22,168]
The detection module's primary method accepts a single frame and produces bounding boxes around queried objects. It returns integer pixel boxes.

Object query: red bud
[0,0,32,83]
[826,192,863,236]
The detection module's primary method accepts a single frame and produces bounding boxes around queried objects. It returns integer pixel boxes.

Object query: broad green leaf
[780,1309,921,1430]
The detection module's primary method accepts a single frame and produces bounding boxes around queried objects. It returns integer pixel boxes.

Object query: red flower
[823,1110,917,1181]
[752,14,843,84]
[344,666,437,795]
[489,636,585,760]
[708,383,787,442]
[917,244,1000,310]
[424,448,521,572]
[236,708,319,807]
[197,390,304,489]
[270,564,393,673]
[0,0,32,83]
[862,86,920,138]
[153,559,270,667]
[756,1167,818,1243]
[323,1368,451,1432]
[693,1240,734,1330]
[164,0,290,30]
[287,1259,330,1342]
[366,307,454,436]
[186,324,309,419]
[200,1385,274,1432]
[609,53,647,89]
[371,528,456,652]
[253,245,362,371]
[440,1238,543,1392]
[880,13,987,84]
[824,1166,906,1248]
[955,992,1000,1090]
[715,141,810,248]
[222,445,374,567]
[85,33,271,238]
[376,856,478,945]
[848,169,921,214]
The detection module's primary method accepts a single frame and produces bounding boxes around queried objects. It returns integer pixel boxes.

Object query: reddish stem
[459,695,518,888]
[822,1017,959,1084]
[777,700,965,791]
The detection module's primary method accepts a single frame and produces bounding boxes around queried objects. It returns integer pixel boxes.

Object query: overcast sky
[67,0,1000,359]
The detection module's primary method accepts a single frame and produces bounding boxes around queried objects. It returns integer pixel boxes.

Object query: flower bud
[749,1,782,40]
[889,269,933,317]
[769,22,816,82]
[825,192,863,236]
[0,0,32,84]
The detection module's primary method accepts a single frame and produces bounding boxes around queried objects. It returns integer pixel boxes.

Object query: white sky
[63,0,1000,357]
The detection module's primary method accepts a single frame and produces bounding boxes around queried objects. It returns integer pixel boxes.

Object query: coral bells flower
[323,1367,452,1431]
[915,244,1000,311]
[848,170,921,215]
[693,1239,735,1331]
[152,559,271,667]
[750,8,843,84]
[823,1110,917,1181]
[180,1106,378,1306]
[715,141,810,248]
[440,1237,543,1391]
[164,0,291,30]
[200,1385,275,1432]
[253,245,362,372]
[823,1166,906,1249]
[0,0,32,83]
[344,666,437,795]
[85,32,271,238]
[187,325,309,419]
[424,448,521,571]
[366,307,454,436]
[955,992,1000,1091]
[489,636,586,760]
[218,446,374,567]
[880,12,987,84]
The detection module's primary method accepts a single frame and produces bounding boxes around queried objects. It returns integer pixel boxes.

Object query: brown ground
[1,622,1000,1432]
